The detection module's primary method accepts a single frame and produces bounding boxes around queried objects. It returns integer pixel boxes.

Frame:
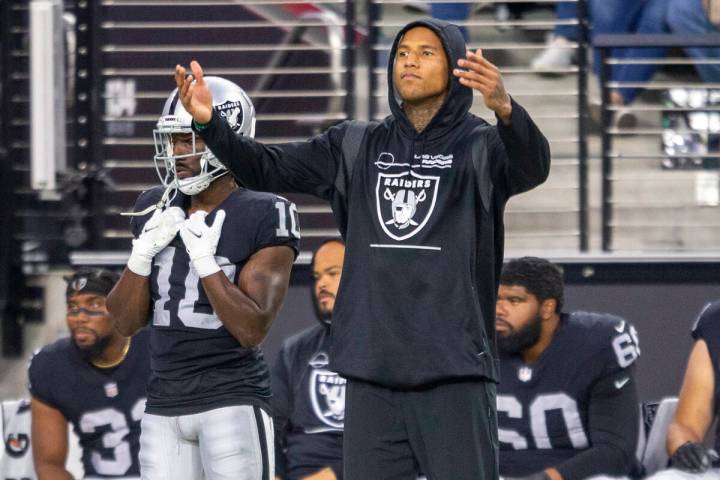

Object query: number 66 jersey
[130,186,299,417]
[497,312,641,478]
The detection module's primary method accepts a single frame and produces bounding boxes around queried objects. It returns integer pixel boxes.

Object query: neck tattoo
[403,94,447,133]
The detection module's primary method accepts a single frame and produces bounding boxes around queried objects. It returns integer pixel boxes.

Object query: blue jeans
[430,3,471,41]
[552,0,649,76]
[614,0,720,103]
[667,0,720,82]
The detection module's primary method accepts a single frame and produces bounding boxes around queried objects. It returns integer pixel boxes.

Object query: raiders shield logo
[376,171,440,241]
[5,433,29,458]
[215,100,244,134]
[71,277,88,292]
[309,369,346,429]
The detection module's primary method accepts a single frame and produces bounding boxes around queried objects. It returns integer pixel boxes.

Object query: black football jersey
[272,324,344,479]
[691,300,720,453]
[497,312,640,476]
[27,329,151,478]
[130,187,299,416]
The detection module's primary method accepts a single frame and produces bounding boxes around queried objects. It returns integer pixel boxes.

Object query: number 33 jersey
[497,312,640,475]
[28,329,151,478]
[130,187,299,417]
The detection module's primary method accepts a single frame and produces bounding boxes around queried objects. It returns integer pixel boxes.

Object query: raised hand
[127,207,186,276]
[180,210,226,278]
[174,60,214,124]
[453,49,513,123]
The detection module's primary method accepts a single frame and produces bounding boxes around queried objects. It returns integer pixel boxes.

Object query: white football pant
[139,405,273,480]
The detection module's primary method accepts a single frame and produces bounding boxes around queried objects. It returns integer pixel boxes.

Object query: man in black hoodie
[175,18,550,480]
[272,240,346,480]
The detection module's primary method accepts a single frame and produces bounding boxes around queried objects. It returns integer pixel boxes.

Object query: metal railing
[96,1,356,256]
[595,33,720,252]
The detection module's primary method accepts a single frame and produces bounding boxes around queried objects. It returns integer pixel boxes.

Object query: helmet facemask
[152,115,228,198]
[122,76,255,217]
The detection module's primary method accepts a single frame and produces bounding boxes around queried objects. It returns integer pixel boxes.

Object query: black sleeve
[27,350,59,409]
[253,196,300,259]
[555,370,640,480]
[490,97,551,197]
[271,345,292,478]
[196,110,347,200]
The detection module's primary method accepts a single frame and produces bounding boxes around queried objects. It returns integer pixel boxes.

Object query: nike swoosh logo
[614,321,626,333]
[188,230,202,239]
[143,225,158,233]
[614,377,630,389]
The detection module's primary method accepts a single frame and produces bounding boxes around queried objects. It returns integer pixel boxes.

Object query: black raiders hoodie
[197,18,551,388]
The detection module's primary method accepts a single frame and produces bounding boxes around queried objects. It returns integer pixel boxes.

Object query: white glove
[180,210,226,278]
[127,207,186,276]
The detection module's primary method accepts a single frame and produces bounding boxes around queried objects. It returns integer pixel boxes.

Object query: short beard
[498,313,543,356]
[73,334,113,364]
[315,301,332,326]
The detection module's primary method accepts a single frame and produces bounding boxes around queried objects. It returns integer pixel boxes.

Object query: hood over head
[387,18,473,138]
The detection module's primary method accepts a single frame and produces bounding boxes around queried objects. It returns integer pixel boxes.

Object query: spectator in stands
[430,4,471,40]
[531,0,649,73]
[536,0,720,126]
[496,257,641,480]
[610,0,720,110]
[28,268,150,480]
[645,301,720,479]
[272,240,346,480]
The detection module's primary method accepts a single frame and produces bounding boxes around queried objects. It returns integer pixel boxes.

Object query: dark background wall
[261,261,720,402]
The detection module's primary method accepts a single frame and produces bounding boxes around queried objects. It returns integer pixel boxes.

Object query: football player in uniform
[106,77,298,480]
[495,257,641,480]
[29,268,150,480]
[175,17,550,480]
[272,239,346,480]
[646,301,720,479]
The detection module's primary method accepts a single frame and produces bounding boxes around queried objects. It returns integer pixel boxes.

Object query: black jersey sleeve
[196,109,347,200]
[692,301,720,343]
[600,316,641,378]
[253,196,300,258]
[27,349,59,409]
[691,301,720,378]
[271,344,292,478]
[555,369,640,480]
[490,97,551,197]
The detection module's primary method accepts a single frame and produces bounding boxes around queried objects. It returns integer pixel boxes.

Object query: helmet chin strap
[120,168,228,217]
[120,183,177,217]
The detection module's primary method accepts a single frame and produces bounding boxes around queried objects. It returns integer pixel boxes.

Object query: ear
[540,298,557,319]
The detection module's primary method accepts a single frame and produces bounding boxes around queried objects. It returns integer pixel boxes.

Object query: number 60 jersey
[497,312,640,476]
[130,186,299,417]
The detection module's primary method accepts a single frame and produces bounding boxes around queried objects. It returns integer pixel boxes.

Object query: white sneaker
[531,35,576,72]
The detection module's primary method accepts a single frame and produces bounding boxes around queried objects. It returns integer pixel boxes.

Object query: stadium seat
[639,397,679,476]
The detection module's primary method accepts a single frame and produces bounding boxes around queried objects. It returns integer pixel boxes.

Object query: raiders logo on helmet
[215,100,244,134]
[5,433,29,458]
